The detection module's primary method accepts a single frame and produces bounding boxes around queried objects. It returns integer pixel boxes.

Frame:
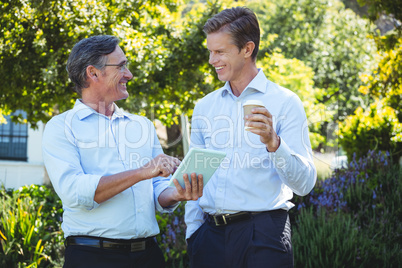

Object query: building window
[0,111,28,161]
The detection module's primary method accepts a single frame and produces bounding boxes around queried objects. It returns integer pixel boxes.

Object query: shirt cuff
[77,174,102,210]
[267,138,293,172]
[266,136,281,153]
[154,183,181,213]
[156,196,181,213]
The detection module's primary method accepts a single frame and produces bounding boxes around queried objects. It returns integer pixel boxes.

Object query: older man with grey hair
[42,35,203,268]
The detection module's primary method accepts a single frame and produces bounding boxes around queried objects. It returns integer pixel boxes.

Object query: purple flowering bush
[156,204,188,267]
[291,150,402,267]
[302,150,391,213]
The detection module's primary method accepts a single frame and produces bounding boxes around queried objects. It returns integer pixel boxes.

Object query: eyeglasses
[104,62,129,72]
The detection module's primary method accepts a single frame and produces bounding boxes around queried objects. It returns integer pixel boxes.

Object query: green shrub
[292,150,402,267]
[17,185,64,266]
[339,100,402,161]
[293,209,363,267]
[344,163,402,267]
[0,185,64,268]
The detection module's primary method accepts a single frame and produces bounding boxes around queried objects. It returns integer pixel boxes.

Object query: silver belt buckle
[131,241,146,252]
[213,214,228,226]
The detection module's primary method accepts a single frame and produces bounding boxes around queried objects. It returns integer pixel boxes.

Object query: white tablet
[168,148,226,188]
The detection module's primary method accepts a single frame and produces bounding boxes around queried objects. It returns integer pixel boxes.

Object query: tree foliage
[120,1,222,126]
[1,0,384,154]
[0,0,221,127]
[357,0,402,114]
[359,39,402,120]
[249,0,377,120]
[258,50,333,149]
[357,0,402,35]
[339,0,402,160]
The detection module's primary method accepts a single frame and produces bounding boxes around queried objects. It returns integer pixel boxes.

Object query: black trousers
[63,237,165,268]
[187,210,293,268]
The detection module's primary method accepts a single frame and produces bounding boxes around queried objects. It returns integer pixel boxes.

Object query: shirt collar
[113,105,127,119]
[220,68,268,97]
[73,99,128,120]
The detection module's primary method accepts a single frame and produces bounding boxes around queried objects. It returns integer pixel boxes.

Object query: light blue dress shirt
[42,100,175,239]
[185,69,317,238]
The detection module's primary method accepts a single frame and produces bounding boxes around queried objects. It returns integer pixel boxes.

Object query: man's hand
[158,173,203,207]
[172,173,204,201]
[244,107,280,152]
[141,154,181,180]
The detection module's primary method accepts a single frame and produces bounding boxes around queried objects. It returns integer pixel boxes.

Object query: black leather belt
[206,210,283,226]
[65,236,155,252]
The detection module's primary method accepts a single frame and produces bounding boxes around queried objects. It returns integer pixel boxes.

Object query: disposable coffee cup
[242,100,265,131]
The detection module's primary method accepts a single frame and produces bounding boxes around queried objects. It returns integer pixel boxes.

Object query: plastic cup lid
[242,100,265,107]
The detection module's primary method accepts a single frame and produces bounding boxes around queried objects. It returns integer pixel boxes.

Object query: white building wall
[0,121,48,189]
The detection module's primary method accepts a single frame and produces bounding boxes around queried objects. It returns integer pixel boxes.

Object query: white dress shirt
[42,99,175,239]
[185,69,317,238]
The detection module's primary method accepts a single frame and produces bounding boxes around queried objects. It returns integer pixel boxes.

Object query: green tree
[338,0,402,160]
[357,0,402,35]
[249,0,377,121]
[120,1,222,126]
[357,0,402,115]
[258,50,333,150]
[0,0,220,127]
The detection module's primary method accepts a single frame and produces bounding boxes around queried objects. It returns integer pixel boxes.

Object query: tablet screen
[168,148,226,188]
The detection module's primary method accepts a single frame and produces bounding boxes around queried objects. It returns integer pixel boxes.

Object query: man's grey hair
[67,35,119,95]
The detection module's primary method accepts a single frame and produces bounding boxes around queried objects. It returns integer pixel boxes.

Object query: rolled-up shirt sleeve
[153,176,180,213]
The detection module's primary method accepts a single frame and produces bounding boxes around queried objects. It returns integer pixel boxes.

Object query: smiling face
[207,31,249,84]
[98,45,133,103]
